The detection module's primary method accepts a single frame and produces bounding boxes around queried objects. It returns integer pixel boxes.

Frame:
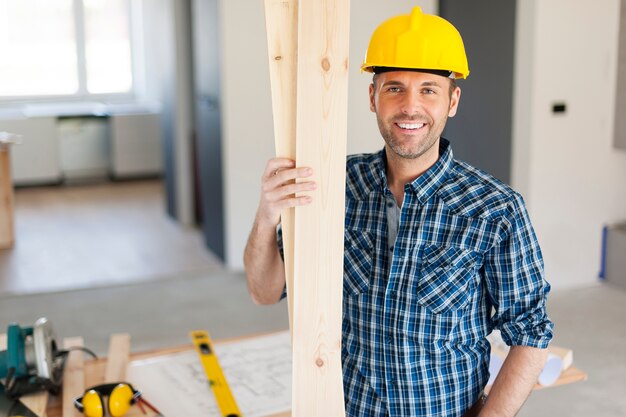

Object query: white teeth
[397,123,424,130]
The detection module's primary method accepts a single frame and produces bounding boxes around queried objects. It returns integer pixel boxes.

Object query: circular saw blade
[32,317,58,383]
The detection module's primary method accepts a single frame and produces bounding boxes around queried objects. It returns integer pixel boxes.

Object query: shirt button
[387,202,394,208]
[385,334,393,344]
[389,290,397,298]
[389,246,394,252]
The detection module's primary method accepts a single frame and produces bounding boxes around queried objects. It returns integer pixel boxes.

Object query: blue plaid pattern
[278,139,553,416]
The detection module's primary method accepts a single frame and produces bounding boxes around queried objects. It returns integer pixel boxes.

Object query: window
[0,0,135,99]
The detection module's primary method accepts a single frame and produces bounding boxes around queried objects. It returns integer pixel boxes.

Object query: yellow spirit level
[189,330,241,417]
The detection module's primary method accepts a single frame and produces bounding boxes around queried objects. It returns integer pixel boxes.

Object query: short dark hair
[372,72,458,98]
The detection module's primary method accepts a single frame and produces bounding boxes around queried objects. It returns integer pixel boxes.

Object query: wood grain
[62,337,85,417]
[104,333,131,382]
[0,146,15,249]
[264,0,298,340]
[292,0,350,415]
[19,392,48,417]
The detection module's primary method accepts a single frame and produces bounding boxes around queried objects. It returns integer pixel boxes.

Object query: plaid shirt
[279,139,553,416]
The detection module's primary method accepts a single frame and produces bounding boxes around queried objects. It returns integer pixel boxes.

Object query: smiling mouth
[396,122,425,130]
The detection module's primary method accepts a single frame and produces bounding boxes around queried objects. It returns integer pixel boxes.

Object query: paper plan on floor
[128,331,291,417]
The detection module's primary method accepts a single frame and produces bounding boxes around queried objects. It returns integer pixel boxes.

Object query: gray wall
[439,0,516,183]
[192,0,226,261]
[143,0,195,225]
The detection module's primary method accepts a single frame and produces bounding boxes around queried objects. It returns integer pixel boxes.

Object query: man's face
[369,71,461,160]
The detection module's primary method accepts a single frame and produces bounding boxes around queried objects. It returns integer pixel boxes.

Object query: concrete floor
[519,282,626,417]
[0,273,624,416]
[0,180,221,295]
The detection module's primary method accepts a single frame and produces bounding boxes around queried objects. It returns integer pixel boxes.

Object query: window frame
[0,0,142,105]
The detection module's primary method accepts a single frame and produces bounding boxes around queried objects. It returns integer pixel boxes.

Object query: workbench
[45,333,292,417]
[3,332,587,417]
[44,346,290,417]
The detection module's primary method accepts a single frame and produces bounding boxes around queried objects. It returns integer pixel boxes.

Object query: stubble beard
[377,114,446,160]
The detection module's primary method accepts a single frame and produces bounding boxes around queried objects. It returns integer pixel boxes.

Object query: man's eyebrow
[381,80,405,87]
[381,79,444,88]
[421,80,443,88]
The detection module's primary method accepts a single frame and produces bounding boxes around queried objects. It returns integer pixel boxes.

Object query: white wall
[2,117,60,184]
[512,0,626,289]
[220,1,437,269]
[110,113,163,177]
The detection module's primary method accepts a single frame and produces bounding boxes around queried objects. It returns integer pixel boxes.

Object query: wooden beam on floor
[104,333,131,382]
[292,0,350,415]
[62,337,85,417]
[19,393,47,417]
[264,0,299,339]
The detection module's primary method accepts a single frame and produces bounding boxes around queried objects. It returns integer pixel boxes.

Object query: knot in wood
[315,357,325,367]
[321,57,331,72]
[274,55,282,61]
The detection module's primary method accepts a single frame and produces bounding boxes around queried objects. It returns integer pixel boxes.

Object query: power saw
[0,318,64,399]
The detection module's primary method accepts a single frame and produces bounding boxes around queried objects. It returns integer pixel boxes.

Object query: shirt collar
[375,138,454,204]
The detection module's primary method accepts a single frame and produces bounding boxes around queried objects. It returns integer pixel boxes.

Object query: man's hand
[243,158,316,305]
[256,158,316,228]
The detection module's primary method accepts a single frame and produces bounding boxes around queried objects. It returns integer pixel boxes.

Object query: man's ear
[448,86,461,117]
[369,83,376,113]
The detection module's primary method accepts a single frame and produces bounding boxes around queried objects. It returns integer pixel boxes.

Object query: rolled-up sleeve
[484,192,554,348]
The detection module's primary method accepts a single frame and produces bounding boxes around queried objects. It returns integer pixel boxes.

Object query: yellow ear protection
[74,383,141,417]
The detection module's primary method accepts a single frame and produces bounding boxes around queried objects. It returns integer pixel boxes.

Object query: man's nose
[400,90,423,115]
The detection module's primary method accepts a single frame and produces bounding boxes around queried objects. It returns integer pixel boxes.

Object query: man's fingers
[265,167,313,191]
[276,195,313,209]
[263,158,313,183]
[256,193,313,228]
[263,180,316,200]
[257,158,315,228]
[264,158,296,178]
[279,181,317,196]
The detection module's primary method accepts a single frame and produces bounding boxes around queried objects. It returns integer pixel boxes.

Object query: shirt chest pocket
[343,229,374,296]
[417,245,480,314]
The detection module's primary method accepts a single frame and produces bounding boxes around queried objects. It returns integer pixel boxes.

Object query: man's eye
[387,87,401,93]
[422,89,435,95]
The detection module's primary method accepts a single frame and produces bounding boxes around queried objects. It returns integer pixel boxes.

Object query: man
[244,6,553,417]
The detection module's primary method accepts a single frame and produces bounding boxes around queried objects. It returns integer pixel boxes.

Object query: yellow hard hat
[361,6,469,79]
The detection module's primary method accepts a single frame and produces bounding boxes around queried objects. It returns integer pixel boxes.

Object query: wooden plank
[0,332,6,350]
[104,333,131,382]
[534,366,587,390]
[0,145,15,249]
[264,0,298,340]
[62,337,85,417]
[19,393,48,417]
[292,0,350,415]
[549,345,573,370]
